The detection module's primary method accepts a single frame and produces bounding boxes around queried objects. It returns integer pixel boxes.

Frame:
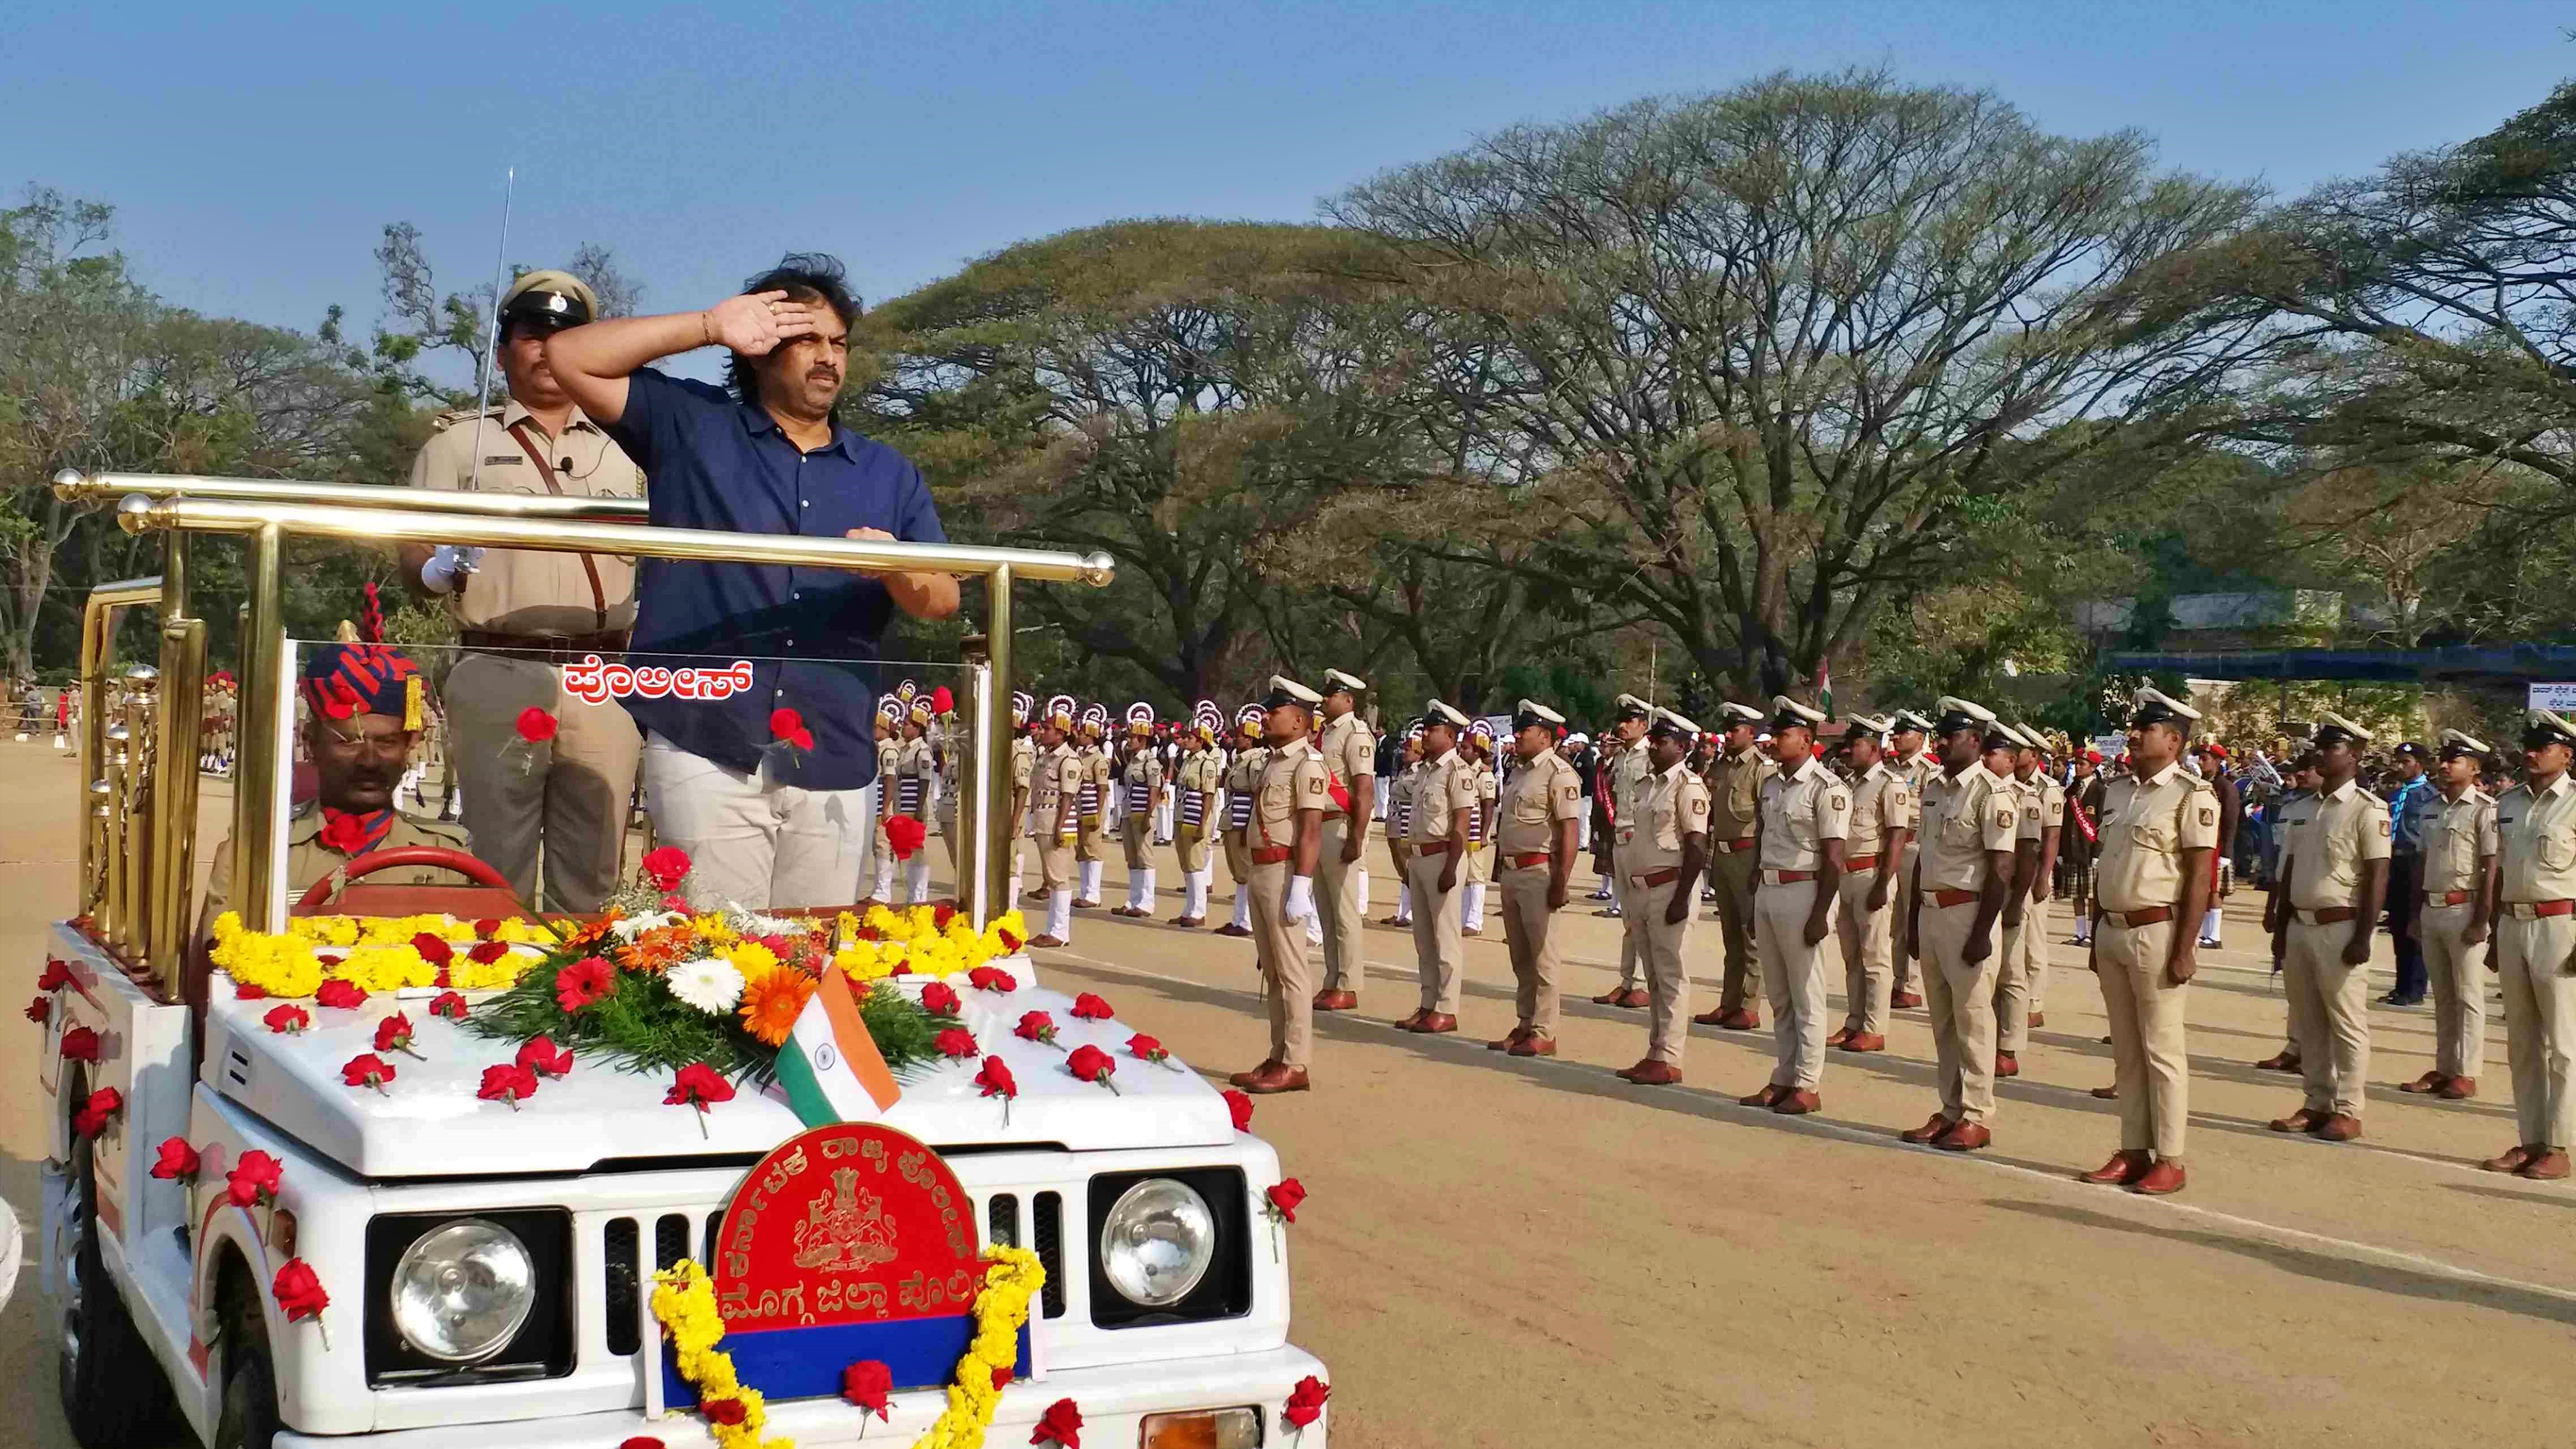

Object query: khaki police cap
[500,269,599,329]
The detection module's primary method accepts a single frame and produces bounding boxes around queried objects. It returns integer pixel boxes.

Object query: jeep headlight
[1097,1177,1215,1308]
[389,1218,536,1362]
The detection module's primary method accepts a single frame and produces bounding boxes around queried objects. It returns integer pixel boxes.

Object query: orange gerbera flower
[738,972,815,1046]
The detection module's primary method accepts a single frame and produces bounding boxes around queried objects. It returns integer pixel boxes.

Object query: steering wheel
[293,846,515,914]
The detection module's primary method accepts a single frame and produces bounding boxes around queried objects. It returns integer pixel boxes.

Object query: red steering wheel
[293,846,514,914]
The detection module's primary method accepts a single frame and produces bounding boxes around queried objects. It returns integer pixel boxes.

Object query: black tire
[211,1302,280,1449]
[56,1099,180,1447]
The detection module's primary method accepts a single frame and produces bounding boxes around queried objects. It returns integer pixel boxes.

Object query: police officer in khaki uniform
[1990,724,2049,1078]
[1457,722,1500,935]
[2079,688,2216,1196]
[1115,704,1166,916]
[894,696,940,904]
[874,700,903,905]
[2400,730,2497,1102]
[2008,725,2066,1036]
[1380,727,1424,927]
[1027,696,1084,948]
[1233,676,1330,1095]
[1743,696,1849,1114]
[1403,702,1478,1033]
[1217,705,1268,938]
[1170,702,1226,927]
[1889,708,1939,1008]
[1313,670,1377,1009]
[399,269,644,913]
[1615,709,1712,1086]
[2265,712,2389,1143]
[1830,713,1911,1053]
[2481,710,2576,1180]
[1902,697,2019,1152]
[1592,695,1658,1008]
[1007,694,1035,901]
[1491,700,1584,1057]
[1074,706,1111,907]
[1698,700,1773,1029]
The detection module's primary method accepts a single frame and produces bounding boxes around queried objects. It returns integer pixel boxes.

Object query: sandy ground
[3,742,2570,1448]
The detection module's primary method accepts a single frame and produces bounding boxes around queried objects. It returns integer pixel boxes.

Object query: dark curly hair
[723,251,862,407]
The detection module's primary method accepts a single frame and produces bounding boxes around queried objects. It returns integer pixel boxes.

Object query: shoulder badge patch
[2379,817,2391,837]
[2200,805,2215,827]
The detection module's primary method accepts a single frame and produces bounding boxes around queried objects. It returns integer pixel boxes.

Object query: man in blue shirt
[548,254,961,909]
[2383,742,2435,1006]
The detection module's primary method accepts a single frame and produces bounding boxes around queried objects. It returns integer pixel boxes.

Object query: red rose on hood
[36,957,72,992]
[934,1027,980,1059]
[477,1063,538,1109]
[1032,1397,1084,1447]
[516,1037,574,1077]
[373,1012,421,1058]
[1065,1044,1119,1094]
[1069,992,1114,1021]
[263,1004,310,1035]
[974,1055,1017,1100]
[315,978,366,1009]
[1127,1033,1170,1066]
[968,966,1018,994]
[1013,1011,1059,1047]
[342,1053,396,1093]
[920,982,962,1016]
[411,932,454,966]
[428,991,469,1020]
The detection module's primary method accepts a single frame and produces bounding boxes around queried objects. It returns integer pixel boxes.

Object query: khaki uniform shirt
[1010,737,1035,823]
[1225,746,1269,833]
[1707,745,1773,845]
[1845,761,1914,859]
[1623,759,1712,870]
[406,400,644,635]
[1254,737,1330,851]
[1468,758,1498,844]
[1916,763,2018,893]
[891,736,936,814]
[2282,777,2393,911]
[1384,762,1421,840]
[202,802,473,921]
[2421,787,2499,901]
[1758,753,1851,871]
[1409,749,1478,846]
[2015,772,2067,846]
[1497,749,1584,855]
[1177,747,1224,828]
[1609,742,1653,826]
[2093,762,2219,914]
[1122,748,1165,814]
[1034,742,1082,837]
[2495,773,2576,904]
[1317,712,1375,826]
[1078,745,1109,818]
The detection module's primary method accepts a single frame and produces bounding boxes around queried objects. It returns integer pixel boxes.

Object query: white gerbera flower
[611,909,683,941]
[667,958,746,1015]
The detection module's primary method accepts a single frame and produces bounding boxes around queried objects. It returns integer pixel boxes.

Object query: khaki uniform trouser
[1613,845,1642,988]
[446,651,640,914]
[1499,864,1562,1035]
[2024,892,2051,1016]
[1406,851,1466,1013]
[1076,814,1103,865]
[1318,818,1367,992]
[2497,912,2576,1148]
[2282,917,2372,1117]
[1222,827,1253,885]
[2095,916,2189,1158]
[1247,859,1314,1068]
[1175,821,1212,873]
[1622,874,1694,1063]
[1917,895,2002,1123]
[1893,841,1921,989]
[1710,845,1760,1008]
[1835,864,1894,1034]
[1465,841,1492,885]
[1995,895,2045,1055]
[1757,878,1833,1091]
[1038,830,1076,893]
[1121,813,1154,870]
[2420,901,2489,1081]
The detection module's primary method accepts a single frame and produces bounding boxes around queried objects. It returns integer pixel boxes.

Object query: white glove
[1283,875,1316,924]
[420,544,487,595]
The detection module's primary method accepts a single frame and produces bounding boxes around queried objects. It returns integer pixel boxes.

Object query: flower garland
[650,1245,1044,1449]
[209,911,548,1000]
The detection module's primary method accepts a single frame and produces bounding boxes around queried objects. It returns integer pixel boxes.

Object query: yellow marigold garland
[210,913,540,999]
[649,1245,1045,1449]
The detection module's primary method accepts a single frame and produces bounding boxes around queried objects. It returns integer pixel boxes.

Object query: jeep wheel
[56,1109,179,1447]
[212,1303,281,1449]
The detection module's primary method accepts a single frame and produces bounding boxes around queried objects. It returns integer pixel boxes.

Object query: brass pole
[978,567,1015,930]
[234,525,288,932]
[56,468,648,523]
[954,637,988,923]
[78,578,160,920]
[151,612,208,998]
[101,716,129,950]
[120,665,161,966]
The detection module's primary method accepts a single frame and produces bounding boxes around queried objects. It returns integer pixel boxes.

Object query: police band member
[1380,726,1424,927]
[1614,708,1712,1086]
[1218,705,1268,938]
[2482,710,2576,1180]
[2265,712,2389,1144]
[2400,730,2497,1104]
[1491,700,1584,1057]
[1403,701,1480,1034]
[1457,721,1499,936]
[1901,697,2019,1153]
[894,687,939,905]
[1115,704,1166,917]
[399,269,645,914]
[1313,670,1377,1011]
[2079,688,2215,1196]
[872,699,903,903]
[1829,713,1912,1053]
[1007,693,1035,901]
[1741,696,1848,1115]
[1028,696,1084,948]
[1232,676,1330,1094]
[1889,708,1938,1009]
[1075,706,1111,907]
[1590,695,1657,1009]
[1698,700,1773,1030]
[1170,702,1227,927]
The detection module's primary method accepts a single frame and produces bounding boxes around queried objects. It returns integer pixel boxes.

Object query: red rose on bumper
[273,1258,329,1322]
[1033,1398,1084,1447]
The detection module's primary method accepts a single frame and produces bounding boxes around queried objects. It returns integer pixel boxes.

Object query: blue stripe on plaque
[663,1317,1033,1405]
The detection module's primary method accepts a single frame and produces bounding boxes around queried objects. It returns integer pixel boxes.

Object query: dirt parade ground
[3,742,2571,1448]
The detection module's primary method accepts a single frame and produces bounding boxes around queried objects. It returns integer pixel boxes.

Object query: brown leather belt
[1765,869,1816,885]
[1634,868,1679,888]
[2105,907,2171,928]
[462,628,629,662]
[1932,888,1980,909]
[2294,907,2357,926]
[1508,852,1552,869]
[1250,846,1293,865]
[2426,889,2472,907]
[1714,837,1756,854]
[2506,899,2576,919]
[1415,840,1454,857]
[1845,854,1879,871]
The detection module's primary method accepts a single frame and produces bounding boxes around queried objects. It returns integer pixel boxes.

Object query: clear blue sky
[7,0,2570,375]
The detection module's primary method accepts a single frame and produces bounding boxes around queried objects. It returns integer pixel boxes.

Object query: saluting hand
[704,289,819,357]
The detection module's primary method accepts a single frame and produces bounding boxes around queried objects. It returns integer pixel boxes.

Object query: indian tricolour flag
[775,970,902,1127]
[1817,658,1834,719]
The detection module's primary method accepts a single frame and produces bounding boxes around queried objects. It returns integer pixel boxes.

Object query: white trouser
[1080,859,1103,900]
[1356,867,1369,915]
[640,735,872,911]
[1462,882,1487,931]
[1230,884,1253,931]
[1048,888,1073,941]
[904,856,932,903]
[1396,882,1413,922]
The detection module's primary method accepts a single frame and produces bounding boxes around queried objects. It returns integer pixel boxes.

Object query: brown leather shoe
[2268,1108,2327,1134]
[2315,1113,2364,1142]
[1618,1059,1684,1085]
[1772,1088,1821,1115]
[1900,1113,1957,1144]
[1891,989,1923,1009]
[2090,1085,2119,1100]
[1461,927,1483,938]
[2520,1148,2572,1180]
[2027,1011,2046,1029]
[1691,1006,1730,1026]
[2253,1050,2300,1072]
[1508,1033,1558,1058]
[1938,1121,1993,1152]
[1213,924,1251,938]
[1838,1032,1886,1053]
[1993,1051,2020,1079]
[2437,1076,2478,1100]
[1412,1012,1459,1034]
[1708,1008,1760,1030]
[2480,1144,2540,1174]
[1591,987,1631,1004]
[2080,1150,2150,1185]
[2398,1070,2446,1094]
[1377,915,1408,927]
[1393,1009,1428,1031]
[1239,1061,1312,1094]
[1075,898,1103,910]
[2130,1160,2186,1195]
[1027,934,1068,948]
[1108,906,1136,918]
[1022,889,1049,903]
[1313,990,1359,1012]
[1488,1025,1531,1051]
[1173,915,1203,928]
[1226,1059,1281,1089]
[1739,1083,1788,1108]
[1615,988,1651,1009]
[1824,1026,1854,1048]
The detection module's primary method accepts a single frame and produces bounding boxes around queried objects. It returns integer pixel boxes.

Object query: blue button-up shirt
[2389,773,2435,854]
[602,368,946,791]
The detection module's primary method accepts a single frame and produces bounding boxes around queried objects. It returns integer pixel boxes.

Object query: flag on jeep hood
[774,969,901,1126]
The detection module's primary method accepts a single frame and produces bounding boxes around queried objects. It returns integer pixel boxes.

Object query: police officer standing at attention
[1313,670,1377,1013]
[1007,694,1035,902]
[1170,703,1226,927]
[1902,697,2019,1152]
[1381,726,1423,927]
[2079,688,2215,1195]
[1742,697,1847,1115]
[1027,696,1084,949]
[1233,676,1330,1095]
[1590,695,1657,1009]
[2401,730,2497,1102]
[1889,708,1939,1008]
[2383,741,2437,1006]
[1615,708,1712,1087]
[401,269,644,913]
[1830,713,1911,1054]
[1115,704,1165,918]
[1491,699,1584,1057]
[1699,700,1773,1030]
[1403,702,1479,1034]
[1217,705,1268,939]
[2266,712,2389,1144]
[2481,709,2576,1180]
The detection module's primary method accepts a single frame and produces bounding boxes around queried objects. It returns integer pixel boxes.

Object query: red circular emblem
[710,1122,981,1331]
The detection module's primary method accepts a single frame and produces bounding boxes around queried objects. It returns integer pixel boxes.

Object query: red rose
[1069,992,1114,1021]
[515,707,558,743]
[704,1398,748,1427]
[1266,1177,1306,1224]
[411,933,454,966]
[996,925,1023,953]
[1284,1374,1331,1429]
[1065,1044,1119,1094]
[553,957,613,1012]
[841,1358,893,1420]
[1033,1397,1084,1448]
[1127,1033,1170,1066]
[992,1363,1014,1391]
[666,1062,736,1110]
[930,685,954,716]
[642,846,692,892]
[473,918,501,940]
[467,940,511,965]
[373,1013,420,1058]
[477,1063,538,1109]
[932,901,957,930]
[73,1087,121,1139]
[974,1055,1017,1101]
[769,707,814,751]
[1224,1089,1253,1133]
[315,979,366,1009]
[234,981,269,1000]
[36,957,72,992]
[263,1004,310,1035]
[272,1258,329,1323]
[226,1149,283,1208]
[24,995,46,1025]
[342,1053,396,1093]
[886,813,927,861]
[429,991,469,1021]
[934,1028,980,1059]
[316,812,370,855]
[150,1137,200,1182]
[1013,1011,1059,1047]
[921,982,962,1017]
[60,1025,101,1062]
[621,1440,667,1449]
[969,966,1018,994]
[517,1037,574,1078]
